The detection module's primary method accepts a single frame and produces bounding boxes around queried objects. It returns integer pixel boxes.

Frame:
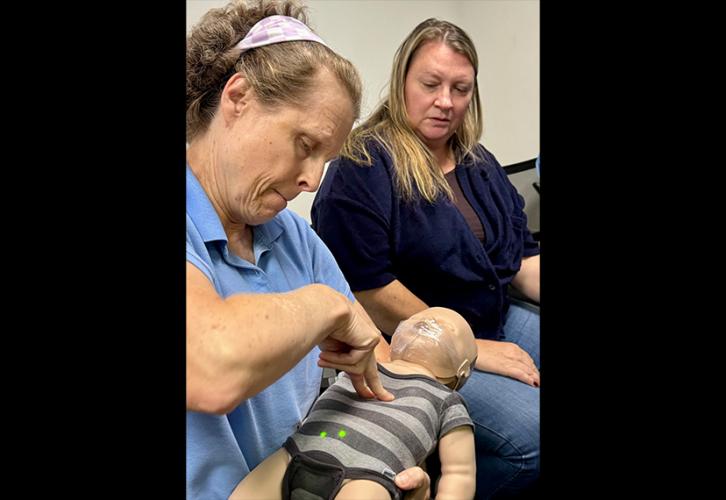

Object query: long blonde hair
[342,18,483,203]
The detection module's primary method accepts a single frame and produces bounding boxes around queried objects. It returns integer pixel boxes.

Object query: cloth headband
[236,15,327,53]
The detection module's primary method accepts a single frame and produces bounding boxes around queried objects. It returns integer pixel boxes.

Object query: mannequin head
[390,307,477,390]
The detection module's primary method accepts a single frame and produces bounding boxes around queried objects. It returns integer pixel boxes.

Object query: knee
[506,440,539,477]
[472,425,539,500]
[496,430,538,477]
[474,406,539,473]
[505,407,539,472]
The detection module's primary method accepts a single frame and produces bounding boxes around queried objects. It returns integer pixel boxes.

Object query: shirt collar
[186,165,285,247]
[186,165,228,244]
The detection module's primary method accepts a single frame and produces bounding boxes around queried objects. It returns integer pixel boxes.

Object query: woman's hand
[317,301,394,401]
[475,339,540,387]
[317,340,393,401]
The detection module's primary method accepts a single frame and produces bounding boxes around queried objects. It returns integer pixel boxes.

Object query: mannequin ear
[448,359,470,390]
[456,359,471,380]
[220,73,253,120]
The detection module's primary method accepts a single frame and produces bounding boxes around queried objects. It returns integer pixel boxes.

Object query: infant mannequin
[230,307,478,500]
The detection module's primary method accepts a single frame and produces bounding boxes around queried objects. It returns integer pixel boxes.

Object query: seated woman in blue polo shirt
[186,4,429,499]
[312,18,540,499]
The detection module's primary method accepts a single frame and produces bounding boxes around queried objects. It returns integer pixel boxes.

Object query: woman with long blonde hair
[313,18,540,498]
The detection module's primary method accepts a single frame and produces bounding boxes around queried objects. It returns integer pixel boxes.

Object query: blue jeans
[458,304,540,499]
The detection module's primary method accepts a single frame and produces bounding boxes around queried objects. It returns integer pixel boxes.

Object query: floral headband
[236,15,327,53]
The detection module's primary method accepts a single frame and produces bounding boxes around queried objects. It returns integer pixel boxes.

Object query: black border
[27,2,187,494]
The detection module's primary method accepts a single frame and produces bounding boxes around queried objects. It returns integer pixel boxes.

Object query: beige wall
[187,0,539,222]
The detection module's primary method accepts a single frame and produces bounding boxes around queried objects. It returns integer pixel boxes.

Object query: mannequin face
[391,307,477,388]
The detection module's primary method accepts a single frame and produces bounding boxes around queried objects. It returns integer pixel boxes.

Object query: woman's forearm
[188,262,351,413]
[512,254,540,303]
[354,280,429,335]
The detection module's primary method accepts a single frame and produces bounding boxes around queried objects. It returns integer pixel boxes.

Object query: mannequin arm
[434,427,476,500]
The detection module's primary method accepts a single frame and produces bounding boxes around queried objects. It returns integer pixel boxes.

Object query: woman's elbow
[187,327,253,414]
[186,361,254,414]
[187,381,248,415]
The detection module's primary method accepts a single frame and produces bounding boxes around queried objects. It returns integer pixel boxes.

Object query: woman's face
[224,69,354,226]
[404,40,475,153]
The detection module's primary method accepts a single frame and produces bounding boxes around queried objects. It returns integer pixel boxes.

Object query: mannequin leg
[457,304,540,499]
[228,448,291,500]
[335,479,391,499]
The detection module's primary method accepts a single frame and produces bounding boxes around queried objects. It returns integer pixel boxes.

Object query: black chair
[503,158,539,242]
[503,158,540,311]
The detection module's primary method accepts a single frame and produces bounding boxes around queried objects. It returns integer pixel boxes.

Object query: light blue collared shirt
[186,166,353,499]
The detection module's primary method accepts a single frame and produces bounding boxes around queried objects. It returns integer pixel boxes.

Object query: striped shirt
[284,364,473,481]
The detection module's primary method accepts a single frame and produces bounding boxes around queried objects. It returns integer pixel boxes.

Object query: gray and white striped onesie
[283,364,473,497]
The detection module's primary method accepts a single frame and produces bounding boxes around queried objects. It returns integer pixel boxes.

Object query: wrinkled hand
[475,339,540,387]
[318,305,394,401]
[395,466,431,500]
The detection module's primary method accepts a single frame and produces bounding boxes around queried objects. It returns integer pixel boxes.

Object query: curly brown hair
[186,0,362,142]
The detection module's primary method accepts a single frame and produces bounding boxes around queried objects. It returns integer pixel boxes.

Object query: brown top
[444,168,485,242]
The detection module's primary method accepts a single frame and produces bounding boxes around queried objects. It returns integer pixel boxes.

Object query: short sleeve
[439,392,474,438]
[186,216,216,285]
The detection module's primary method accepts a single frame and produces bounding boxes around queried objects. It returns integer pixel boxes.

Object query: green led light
[338,429,347,438]
[320,431,327,438]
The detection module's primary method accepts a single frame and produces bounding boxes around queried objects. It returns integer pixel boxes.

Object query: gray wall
[187,0,539,226]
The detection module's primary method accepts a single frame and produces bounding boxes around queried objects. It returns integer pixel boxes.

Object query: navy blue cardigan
[312,142,539,340]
